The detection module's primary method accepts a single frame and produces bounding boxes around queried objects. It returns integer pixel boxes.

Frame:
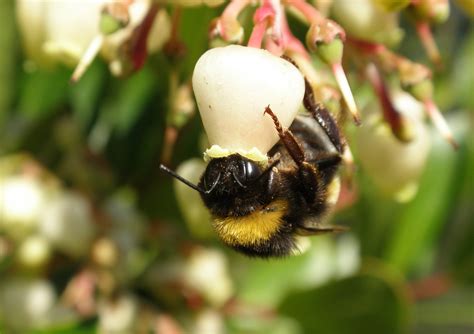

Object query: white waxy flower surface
[193,45,305,160]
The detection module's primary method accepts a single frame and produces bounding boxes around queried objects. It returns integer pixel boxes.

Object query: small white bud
[184,248,233,307]
[39,191,95,257]
[193,309,225,334]
[0,278,56,331]
[98,294,138,334]
[193,45,304,159]
[16,235,52,269]
[0,176,46,240]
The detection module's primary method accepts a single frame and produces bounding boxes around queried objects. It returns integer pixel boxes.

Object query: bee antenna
[159,164,205,194]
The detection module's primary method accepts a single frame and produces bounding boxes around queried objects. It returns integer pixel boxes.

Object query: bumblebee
[161,81,346,257]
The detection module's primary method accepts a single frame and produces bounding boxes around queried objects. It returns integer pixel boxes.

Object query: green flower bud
[316,38,344,65]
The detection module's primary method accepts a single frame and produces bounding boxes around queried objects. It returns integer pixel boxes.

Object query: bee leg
[264,105,305,166]
[308,152,342,170]
[264,106,322,203]
[296,225,348,236]
[303,79,345,154]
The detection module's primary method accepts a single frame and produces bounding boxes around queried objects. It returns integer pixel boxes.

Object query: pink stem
[219,0,251,40]
[416,21,442,68]
[366,64,404,133]
[280,6,309,58]
[248,1,276,48]
[71,35,103,83]
[332,62,361,125]
[424,99,458,149]
[284,0,323,23]
[248,19,270,48]
[222,0,250,20]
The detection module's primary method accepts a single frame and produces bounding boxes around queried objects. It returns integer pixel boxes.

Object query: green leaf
[179,6,220,76]
[279,263,410,334]
[27,319,96,334]
[111,66,157,135]
[0,0,17,125]
[17,68,70,121]
[69,60,108,130]
[235,237,353,307]
[452,28,474,109]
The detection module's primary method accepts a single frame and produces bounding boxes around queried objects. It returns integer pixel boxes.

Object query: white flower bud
[184,248,233,307]
[356,92,431,202]
[193,45,304,160]
[0,176,46,240]
[0,278,56,331]
[331,0,404,46]
[16,0,105,67]
[16,235,52,269]
[98,294,138,334]
[193,309,225,334]
[16,0,170,71]
[39,191,95,257]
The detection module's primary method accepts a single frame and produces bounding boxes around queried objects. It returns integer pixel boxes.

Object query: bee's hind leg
[303,79,345,154]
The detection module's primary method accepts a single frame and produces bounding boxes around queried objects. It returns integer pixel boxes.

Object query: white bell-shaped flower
[192,45,305,161]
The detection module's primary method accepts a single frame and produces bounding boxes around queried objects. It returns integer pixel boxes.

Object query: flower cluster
[2,0,470,332]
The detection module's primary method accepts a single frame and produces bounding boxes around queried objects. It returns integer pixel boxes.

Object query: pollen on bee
[212,200,289,247]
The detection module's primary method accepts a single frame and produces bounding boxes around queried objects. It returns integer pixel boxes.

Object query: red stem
[416,21,443,68]
[366,63,405,137]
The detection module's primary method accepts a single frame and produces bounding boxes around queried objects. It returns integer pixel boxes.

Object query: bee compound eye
[233,160,262,188]
[244,161,261,181]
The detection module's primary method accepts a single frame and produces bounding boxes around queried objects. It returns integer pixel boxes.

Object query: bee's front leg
[263,106,306,166]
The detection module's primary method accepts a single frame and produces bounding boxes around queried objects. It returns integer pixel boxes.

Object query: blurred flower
[184,247,233,307]
[16,0,171,76]
[98,294,139,334]
[16,235,52,270]
[193,309,225,334]
[331,0,404,46]
[170,84,197,128]
[356,92,431,202]
[92,237,120,268]
[333,234,360,278]
[174,159,214,239]
[16,0,106,67]
[0,278,56,331]
[193,45,304,161]
[104,189,145,252]
[39,190,95,258]
[0,175,47,240]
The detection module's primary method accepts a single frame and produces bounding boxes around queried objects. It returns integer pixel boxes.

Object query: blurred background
[0,0,473,333]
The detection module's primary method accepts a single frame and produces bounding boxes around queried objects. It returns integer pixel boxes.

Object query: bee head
[200,154,262,195]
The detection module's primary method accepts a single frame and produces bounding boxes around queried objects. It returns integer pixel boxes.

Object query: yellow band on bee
[212,200,289,247]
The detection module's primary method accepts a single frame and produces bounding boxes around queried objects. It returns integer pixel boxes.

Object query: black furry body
[198,111,345,258]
